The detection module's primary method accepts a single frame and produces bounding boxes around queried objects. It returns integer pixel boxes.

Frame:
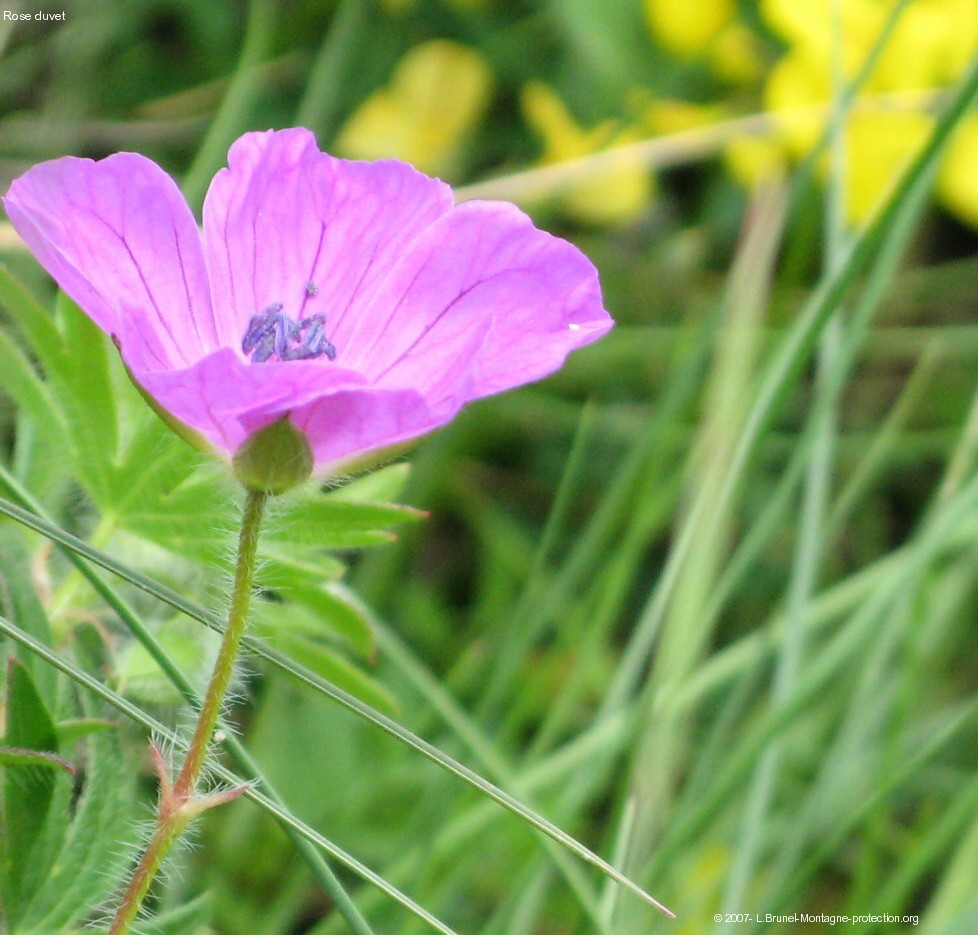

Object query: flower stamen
[242,304,337,363]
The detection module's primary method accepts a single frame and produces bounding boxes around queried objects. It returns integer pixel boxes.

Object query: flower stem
[173,489,267,799]
[109,489,268,935]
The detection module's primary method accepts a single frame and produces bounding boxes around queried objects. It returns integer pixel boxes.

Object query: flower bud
[233,417,313,494]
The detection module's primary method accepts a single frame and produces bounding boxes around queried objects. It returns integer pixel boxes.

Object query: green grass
[2,1,978,933]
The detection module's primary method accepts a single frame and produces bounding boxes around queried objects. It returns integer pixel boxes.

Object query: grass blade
[0,487,673,917]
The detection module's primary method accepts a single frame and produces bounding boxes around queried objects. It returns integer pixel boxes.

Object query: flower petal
[132,349,369,458]
[287,387,444,475]
[202,128,455,355]
[3,153,214,368]
[344,200,612,397]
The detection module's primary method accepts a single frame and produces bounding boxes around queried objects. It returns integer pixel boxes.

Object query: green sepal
[233,416,314,495]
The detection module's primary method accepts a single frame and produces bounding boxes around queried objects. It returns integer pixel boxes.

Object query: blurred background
[3,1,978,933]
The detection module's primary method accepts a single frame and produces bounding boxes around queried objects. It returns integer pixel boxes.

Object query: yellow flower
[759,0,978,224]
[709,22,765,85]
[725,134,789,189]
[937,112,978,227]
[521,82,653,226]
[645,0,735,57]
[645,0,762,84]
[929,0,978,82]
[762,0,884,71]
[844,108,934,223]
[763,46,834,156]
[642,98,725,135]
[336,40,492,178]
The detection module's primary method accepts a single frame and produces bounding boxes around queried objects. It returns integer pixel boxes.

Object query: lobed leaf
[255,627,398,716]
[0,505,673,919]
[0,329,67,444]
[258,580,377,659]
[131,892,213,934]
[53,294,119,501]
[270,497,424,549]
[329,462,414,503]
[0,262,66,378]
[0,746,75,774]
[0,657,63,928]
[18,628,134,932]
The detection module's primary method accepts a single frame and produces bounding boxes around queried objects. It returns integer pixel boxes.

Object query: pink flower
[3,129,612,478]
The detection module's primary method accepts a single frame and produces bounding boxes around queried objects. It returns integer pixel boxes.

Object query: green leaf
[110,418,206,517]
[10,410,70,505]
[0,656,62,927]
[0,262,66,377]
[121,472,235,563]
[116,453,220,507]
[55,717,120,745]
[0,540,56,702]
[123,512,231,564]
[114,398,184,470]
[116,617,216,706]
[261,629,399,716]
[330,462,413,503]
[131,892,212,934]
[0,269,123,508]
[0,747,75,775]
[257,581,376,659]
[0,329,68,444]
[52,294,119,504]
[18,624,134,931]
[270,497,425,549]
[260,550,347,586]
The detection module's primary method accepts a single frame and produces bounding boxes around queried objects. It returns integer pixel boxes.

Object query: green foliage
[132,892,212,935]
[0,657,61,927]
[3,2,978,933]
[0,262,434,928]
[0,599,133,934]
[15,630,133,934]
[0,268,414,700]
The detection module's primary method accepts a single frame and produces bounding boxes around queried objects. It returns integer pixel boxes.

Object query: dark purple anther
[282,314,337,361]
[242,303,336,364]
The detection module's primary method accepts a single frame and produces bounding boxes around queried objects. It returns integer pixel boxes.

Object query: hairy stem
[109,489,267,935]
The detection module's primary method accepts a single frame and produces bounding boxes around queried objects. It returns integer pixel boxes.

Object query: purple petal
[342,200,612,399]
[133,347,449,473]
[288,388,443,475]
[3,154,214,369]
[202,129,455,355]
[132,348,371,457]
